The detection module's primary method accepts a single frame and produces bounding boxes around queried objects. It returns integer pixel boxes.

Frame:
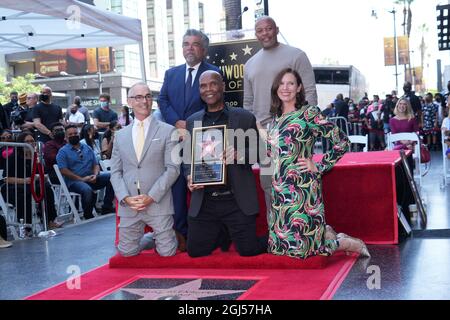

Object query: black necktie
[185,67,194,105]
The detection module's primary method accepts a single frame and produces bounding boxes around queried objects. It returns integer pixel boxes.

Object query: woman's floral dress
[267,106,350,259]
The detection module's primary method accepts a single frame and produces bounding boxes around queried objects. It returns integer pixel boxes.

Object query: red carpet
[25,252,357,300]
[109,248,327,269]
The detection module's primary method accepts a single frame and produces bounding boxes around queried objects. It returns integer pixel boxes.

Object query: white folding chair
[53,164,85,223]
[442,132,450,185]
[387,132,422,185]
[99,159,111,172]
[348,135,368,152]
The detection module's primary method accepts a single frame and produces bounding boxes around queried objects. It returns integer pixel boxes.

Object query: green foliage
[0,70,42,104]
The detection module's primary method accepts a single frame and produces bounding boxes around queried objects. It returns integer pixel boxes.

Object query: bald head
[255,16,279,49]
[199,70,223,83]
[255,16,277,28]
[128,82,149,98]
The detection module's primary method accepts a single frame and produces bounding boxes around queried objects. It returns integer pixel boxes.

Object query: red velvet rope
[30,151,45,203]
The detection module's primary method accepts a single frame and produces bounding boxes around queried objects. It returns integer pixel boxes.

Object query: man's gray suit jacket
[110,117,180,225]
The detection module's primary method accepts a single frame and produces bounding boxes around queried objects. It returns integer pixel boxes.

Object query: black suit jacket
[184,107,261,217]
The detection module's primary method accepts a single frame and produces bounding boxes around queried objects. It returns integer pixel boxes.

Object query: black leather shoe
[101,207,115,215]
[175,231,187,252]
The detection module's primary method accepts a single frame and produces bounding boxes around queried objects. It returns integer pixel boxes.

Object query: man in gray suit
[110,82,180,257]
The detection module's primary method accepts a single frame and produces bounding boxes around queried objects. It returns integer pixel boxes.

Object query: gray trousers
[118,213,177,257]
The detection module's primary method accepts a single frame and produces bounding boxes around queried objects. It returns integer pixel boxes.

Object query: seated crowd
[0,87,134,248]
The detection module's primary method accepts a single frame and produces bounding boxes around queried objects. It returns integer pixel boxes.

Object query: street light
[388,8,400,93]
[374,8,400,92]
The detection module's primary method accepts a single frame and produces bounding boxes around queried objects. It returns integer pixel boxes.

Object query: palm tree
[223,0,242,30]
[394,0,414,82]
[394,0,414,37]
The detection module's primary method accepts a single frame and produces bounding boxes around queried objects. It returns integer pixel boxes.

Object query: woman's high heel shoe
[337,233,370,258]
[325,225,337,241]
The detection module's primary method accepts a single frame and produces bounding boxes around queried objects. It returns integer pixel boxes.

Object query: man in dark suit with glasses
[56,124,115,219]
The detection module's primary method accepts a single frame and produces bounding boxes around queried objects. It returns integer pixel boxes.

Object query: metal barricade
[0,141,47,239]
[328,116,350,136]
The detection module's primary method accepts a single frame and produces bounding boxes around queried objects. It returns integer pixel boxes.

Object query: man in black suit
[183,70,267,258]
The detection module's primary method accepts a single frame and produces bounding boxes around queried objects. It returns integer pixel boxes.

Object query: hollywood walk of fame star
[242,45,253,56]
[198,138,221,159]
[229,52,238,61]
[120,279,245,300]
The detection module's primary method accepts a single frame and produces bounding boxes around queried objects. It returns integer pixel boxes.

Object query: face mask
[68,135,80,145]
[54,131,65,141]
[100,101,109,109]
[349,107,354,111]
[40,94,50,102]
[11,98,18,104]
[70,109,77,114]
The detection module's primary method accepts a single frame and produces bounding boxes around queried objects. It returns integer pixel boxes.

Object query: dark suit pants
[187,194,267,257]
[0,214,7,239]
[172,166,188,237]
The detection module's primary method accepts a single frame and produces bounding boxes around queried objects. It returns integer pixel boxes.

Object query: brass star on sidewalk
[120,279,245,300]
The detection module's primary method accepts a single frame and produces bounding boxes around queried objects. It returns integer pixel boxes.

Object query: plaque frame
[190,124,227,186]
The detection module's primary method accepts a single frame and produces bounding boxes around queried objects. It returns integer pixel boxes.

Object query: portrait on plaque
[191,125,227,186]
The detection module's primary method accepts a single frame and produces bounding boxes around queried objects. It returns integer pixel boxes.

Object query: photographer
[21,93,38,131]
[10,93,28,130]
[33,86,63,143]
[0,91,19,129]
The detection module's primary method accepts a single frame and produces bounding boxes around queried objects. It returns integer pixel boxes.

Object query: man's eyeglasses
[129,94,152,102]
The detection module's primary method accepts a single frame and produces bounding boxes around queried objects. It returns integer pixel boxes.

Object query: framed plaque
[191,124,227,186]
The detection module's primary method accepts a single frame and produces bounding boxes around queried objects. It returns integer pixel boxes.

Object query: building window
[167,15,173,34]
[166,0,172,10]
[147,1,155,27]
[199,3,204,31]
[115,50,125,73]
[168,40,175,60]
[149,35,156,54]
[111,0,122,14]
[150,61,157,78]
[183,0,189,16]
[126,50,140,77]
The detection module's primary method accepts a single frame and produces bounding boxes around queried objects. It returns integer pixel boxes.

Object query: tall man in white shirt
[110,82,180,257]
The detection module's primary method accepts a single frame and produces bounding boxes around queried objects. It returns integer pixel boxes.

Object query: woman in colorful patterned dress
[266,68,369,259]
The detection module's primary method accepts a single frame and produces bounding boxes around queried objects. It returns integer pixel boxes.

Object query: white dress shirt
[185,62,201,85]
